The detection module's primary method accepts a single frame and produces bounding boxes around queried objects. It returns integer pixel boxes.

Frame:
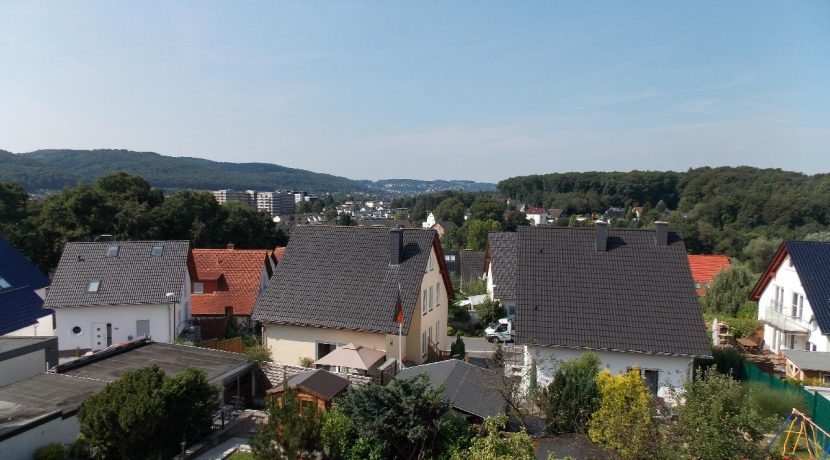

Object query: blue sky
[1,1,828,182]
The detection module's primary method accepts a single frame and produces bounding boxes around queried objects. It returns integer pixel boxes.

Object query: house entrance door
[91,323,106,350]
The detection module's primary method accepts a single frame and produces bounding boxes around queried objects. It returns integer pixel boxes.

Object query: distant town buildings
[213,189,318,216]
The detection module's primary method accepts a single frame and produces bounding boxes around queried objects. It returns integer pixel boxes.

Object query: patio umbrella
[313,343,387,371]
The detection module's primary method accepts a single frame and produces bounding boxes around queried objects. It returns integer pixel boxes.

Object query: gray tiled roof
[44,241,190,308]
[487,233,517,300]
[516,227,711,357]
[783,350,830,373]
[396,359,505,419]
[252,226,445,335]
[459,250,485,283]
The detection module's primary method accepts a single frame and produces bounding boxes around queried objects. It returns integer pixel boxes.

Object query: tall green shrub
[251,386,322,459]
[588,369,657,459]
[538,352,601,434]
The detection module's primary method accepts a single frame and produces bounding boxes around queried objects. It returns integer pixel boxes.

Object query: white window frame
[422,289,428,315]
[106,245,119,257]
[194,282,204,294]
[87,280,101,293]
[428,286,434,311]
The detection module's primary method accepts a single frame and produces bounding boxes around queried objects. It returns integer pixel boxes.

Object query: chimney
[390,227,404,265]
[595,220,608,252]
[226,243,235,250]
[655,221,668,246]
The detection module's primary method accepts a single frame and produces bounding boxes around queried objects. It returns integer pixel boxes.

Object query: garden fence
[740,361,830,450]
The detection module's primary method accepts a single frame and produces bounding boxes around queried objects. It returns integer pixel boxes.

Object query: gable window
[194,282,204,294]
[422,289,428,315]
[421,331,427,356]
[106,245,119,257]
[791,293,804,319]
[428,286,434,311]
[0,276,10,289]
[151,245,164,256]
[87,280,101,293]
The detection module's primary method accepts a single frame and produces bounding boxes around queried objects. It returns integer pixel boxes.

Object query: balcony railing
[764,301,811,334]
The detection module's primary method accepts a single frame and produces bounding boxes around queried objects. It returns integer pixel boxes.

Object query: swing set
[768,409,830,459]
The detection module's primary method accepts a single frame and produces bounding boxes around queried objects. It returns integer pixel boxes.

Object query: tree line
[0,172,287,273]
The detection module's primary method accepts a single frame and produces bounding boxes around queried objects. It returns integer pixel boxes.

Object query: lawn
[227,451,254,460]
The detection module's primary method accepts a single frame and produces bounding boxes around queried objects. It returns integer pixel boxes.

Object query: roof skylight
[87,280,101,293]
[106,245,119,257]
[0,276,10,289]
[151,245,164,257]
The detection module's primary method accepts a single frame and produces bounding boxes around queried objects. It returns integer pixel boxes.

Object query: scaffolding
[768,409,830,459]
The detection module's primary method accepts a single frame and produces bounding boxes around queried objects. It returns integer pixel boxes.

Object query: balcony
[764,301,811,334]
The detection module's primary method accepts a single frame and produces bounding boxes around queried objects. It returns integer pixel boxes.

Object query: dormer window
[151,245,164,257]
[106,245,119,257]
[0,277,10,289]
[87,280,101,292]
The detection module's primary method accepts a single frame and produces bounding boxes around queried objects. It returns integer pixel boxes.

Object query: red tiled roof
[688,255,731,296]
[191,248,270,316]
[526,208,547,215]
[273,246,286,263]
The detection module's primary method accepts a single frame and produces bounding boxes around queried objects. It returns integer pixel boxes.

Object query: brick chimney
[390,227,404,265]
[595,220,608,252]
[655,222,668,246]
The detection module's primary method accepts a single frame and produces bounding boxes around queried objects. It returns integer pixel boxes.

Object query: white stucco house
[44,241,193,354]
[252,226,452,368]
[510,223,711,398]
[751,241,830,353]
[524,207,549,226]
[422,212,437,229]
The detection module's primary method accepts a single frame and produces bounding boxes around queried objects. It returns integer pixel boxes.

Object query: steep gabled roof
[44,241,190,308]
[0,237,52,334]
[516,227,710,357]
[525,207,547,215]
[252,226,452,335]
[191,248,271,316]
[751,241,830,333]
[485,233,517,300]
[396,359,505,419]
[459,250,485,282]
[688,255,731,296]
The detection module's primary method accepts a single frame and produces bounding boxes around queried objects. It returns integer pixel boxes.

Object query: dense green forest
[0,173,287,273]
[0,150,79,190]
[13,149,366,193]
[497,167,830,258]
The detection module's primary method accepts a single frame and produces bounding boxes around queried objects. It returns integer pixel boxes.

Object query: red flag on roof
[395,291,404,325]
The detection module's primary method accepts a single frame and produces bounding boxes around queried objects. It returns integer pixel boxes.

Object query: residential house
[546,208,565,221]
[422,212,437,229]
[44,241,193,353]
[191,245,274,335]
[0,237,53,337]
[525,208,549,226]
[602,207,626,222]
[266,369,350,415]
[484,233,518,318]
[0,338,252,459]
[458,250,485,286]
[513,223,711,397]
[431,221,457,237]
[252,226,452,367]
[396,359,506,422]
[688,254,731,296]
[443,251,460,277]
[751,241,830,353]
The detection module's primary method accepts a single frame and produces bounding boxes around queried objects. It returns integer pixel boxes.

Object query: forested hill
[0,150,79,190]
[18,149,366,193]
[497,167,830,257]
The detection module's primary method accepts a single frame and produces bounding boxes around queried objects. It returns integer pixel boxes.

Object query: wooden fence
[196,336,245,353]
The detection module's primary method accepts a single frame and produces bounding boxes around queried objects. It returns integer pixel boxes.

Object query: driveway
[462,336,495,358]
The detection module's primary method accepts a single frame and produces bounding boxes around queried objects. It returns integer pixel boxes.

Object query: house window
[643,370,659,396]
[422,289,428,315]
[106,245,119,257]
[694,283,701,289]
[194,282,204,294]
[428,286,434,311]
[0,276,10,289]
[421,331,427,356]
[445,255,456,262]
[824,374,830,385]
[774,286,785,311]
[72,326,83,335]
[151,245,164,256]
[87,280,101,292]
[791,293,804,319]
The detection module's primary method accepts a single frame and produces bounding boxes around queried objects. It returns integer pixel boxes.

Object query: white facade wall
[526,213,548,226]
[0,415,80,460]
[4,314,54,337]
[485,263,515,319]
[0,349,47,387]
[56,304,172,351]
[525,346,694,397]
[756,254,829,353]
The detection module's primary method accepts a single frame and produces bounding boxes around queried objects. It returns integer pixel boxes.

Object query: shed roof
[784,350,830,373]
[272,369,350,401]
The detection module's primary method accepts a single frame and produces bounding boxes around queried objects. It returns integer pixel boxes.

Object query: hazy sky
[1,2,828,182]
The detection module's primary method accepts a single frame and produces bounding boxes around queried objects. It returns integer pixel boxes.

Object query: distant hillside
[0,150,78,190]
[20,149,367,193]
[358,178,497,195]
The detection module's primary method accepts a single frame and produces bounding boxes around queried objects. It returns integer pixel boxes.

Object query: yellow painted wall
[263,323,388,366]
